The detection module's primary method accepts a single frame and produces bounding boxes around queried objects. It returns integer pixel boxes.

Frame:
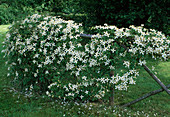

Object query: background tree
[79,0,170,35]
[0,0,169,35]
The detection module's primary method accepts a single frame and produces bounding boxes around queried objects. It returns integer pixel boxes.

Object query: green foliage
[79,0,170,35]
[0,0,37,25]
[0,0,63,25]
[0,3,16,24]
[1,0,169,35]
[2,14,84,93]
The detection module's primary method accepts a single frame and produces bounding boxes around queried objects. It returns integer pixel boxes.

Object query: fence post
[109,71,114,106]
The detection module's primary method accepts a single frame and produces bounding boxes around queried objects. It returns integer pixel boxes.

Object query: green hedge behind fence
[0,0,65,25]
[0,0,169,35]
[78,0,170,35]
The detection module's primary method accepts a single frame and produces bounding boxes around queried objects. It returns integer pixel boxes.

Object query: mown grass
[0,25,169,117]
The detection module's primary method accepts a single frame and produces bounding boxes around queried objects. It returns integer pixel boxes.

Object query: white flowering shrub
[2,14,84,92]
[2,14,169,102]
[47,24,169,101]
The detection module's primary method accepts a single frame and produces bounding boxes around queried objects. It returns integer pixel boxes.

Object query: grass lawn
[0,25,169,117]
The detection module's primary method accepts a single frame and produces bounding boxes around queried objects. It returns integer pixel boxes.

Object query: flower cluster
[47,24,169,101]
[2,14,84,92]
[2,14,169,102]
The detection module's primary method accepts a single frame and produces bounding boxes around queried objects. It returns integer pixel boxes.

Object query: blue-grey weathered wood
[122,84,170,107]
[80,34,93,38]
[143,64,170,95]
